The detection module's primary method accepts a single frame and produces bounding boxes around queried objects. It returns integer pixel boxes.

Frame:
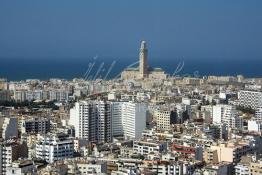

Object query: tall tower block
[139,41,148,78]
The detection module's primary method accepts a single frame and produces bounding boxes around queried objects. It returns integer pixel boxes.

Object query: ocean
[0,58,262,81]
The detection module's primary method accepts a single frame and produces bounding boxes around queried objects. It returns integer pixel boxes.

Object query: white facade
[234,163,250,175]
[212,105,242,128]
[248,120,262,132]
[35,134,74,163]
[122,102,147,139]
[255,106,262,122]
[133,140,167,155]
[14,89,69,102]
[69,101,112,143]
[111,102,124,137]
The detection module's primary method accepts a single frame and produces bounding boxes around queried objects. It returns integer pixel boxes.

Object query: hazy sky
[0,0,262,60]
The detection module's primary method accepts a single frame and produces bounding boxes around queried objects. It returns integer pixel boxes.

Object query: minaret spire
[139,40,148,78]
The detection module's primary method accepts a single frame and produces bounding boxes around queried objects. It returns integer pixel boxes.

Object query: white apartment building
[238,90,262,110]
[14,89,69,102]
[234,163,250,175]
[248,120,262,132]
[111,102,124,137]
[133,140,167,155]
[139,162,184,175]
[212,105,242,128]
[121,102,147,139]
[35,133,74,163]
[49,89,69,102]
[255,106,262,122]
[70,101,147,142]
[69,101,112,143]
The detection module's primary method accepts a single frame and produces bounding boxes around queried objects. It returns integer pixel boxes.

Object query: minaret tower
[139,41,148,78]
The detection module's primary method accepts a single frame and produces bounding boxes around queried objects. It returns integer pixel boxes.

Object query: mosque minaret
[121,41,167,80]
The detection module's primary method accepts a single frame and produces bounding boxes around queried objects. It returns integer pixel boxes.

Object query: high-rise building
[111,102,124,137]
[121,102,147,139]
[70,101,147,141]
[69,101,112,143]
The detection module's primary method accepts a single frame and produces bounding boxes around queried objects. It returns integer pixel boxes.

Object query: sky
[0,0,262,61]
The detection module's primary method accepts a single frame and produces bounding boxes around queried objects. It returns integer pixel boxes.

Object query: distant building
[0,90,10,102]
[121,41,167,80]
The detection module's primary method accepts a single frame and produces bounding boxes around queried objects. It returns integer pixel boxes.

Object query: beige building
[155,110,176,131]
[204,142,252,164]
[121,41,167,80]
[249,161,262,175]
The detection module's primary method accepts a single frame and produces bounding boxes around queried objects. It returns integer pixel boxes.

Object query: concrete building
[204,142,252,164]
[6,160,37,175]
[111,102,124,137]
[0,90,10,102]
[155,110,176,131]
[249,160,262,175]
[234,163,249,175]
[133,140,167,155]
[70,101,112,143]
[212,105,242,128]
[238,90,262,110]
[255,106,262,122]
[49,89,69,102]
[35,133,74,163]
[0,117,18,140]
[20,117,51,134]
[247,120,262,132]
[0,141,28,175]
[121,41,167,80]
[121,102,147,139]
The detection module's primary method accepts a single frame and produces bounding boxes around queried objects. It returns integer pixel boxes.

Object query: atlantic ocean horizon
[1,58,261,81]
